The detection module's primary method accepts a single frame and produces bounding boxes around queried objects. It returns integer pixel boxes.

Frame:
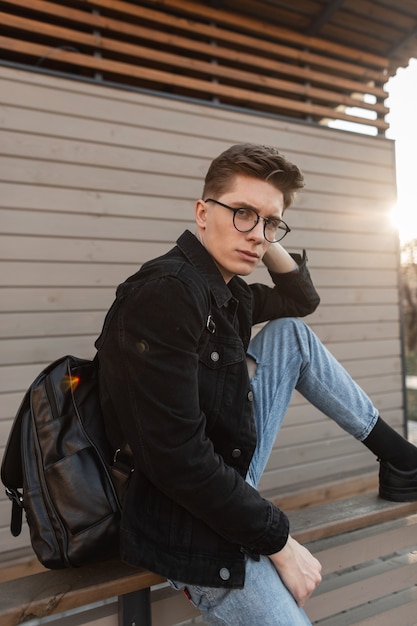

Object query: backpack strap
[1,389,29,537]
[111,443,134,507]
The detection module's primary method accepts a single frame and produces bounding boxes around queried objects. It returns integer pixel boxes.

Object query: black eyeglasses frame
[204,198,291,243]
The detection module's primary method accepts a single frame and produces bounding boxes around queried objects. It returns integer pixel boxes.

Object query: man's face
[195,175,285,283]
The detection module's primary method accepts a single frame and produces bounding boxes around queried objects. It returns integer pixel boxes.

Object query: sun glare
[386,59,417,245]
[390,202,417,244]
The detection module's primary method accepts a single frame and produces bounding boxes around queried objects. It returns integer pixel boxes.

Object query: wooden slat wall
[0,0,391,133]
[0,65,401,560]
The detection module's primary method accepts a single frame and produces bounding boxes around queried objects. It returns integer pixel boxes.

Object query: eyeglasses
[204,198,291,243]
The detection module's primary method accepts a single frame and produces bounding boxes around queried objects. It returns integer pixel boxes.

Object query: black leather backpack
[1,355,133,569]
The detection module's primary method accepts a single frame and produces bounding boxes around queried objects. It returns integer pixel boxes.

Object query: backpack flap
[1,391,29,537]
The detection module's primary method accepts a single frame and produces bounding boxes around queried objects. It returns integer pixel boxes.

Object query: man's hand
[262,242,299,273]
[269,535,322,607]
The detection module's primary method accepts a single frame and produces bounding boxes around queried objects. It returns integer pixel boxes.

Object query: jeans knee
[264,317,307,338]
[249,318,311,364]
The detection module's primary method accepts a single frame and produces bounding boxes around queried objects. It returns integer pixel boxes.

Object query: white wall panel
[0,66,402,560]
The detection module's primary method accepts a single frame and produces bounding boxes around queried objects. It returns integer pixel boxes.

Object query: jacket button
[232,448,241,458]
[210,351,220,362]
[247,390,254,401]
[219,567,231,581]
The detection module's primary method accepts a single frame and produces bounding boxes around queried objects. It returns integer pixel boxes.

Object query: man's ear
[195,199,207,228]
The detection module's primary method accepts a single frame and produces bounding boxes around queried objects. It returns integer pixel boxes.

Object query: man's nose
[248,219,265,241]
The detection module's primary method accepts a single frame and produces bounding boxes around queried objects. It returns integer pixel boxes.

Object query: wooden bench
[1,491,417,626]
[297,498,417,624]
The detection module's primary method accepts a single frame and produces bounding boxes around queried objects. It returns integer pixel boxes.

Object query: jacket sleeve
[250,250,320,324]
[98,274,289,556]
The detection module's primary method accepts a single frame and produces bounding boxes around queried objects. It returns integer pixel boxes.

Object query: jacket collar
[176,230,246,309]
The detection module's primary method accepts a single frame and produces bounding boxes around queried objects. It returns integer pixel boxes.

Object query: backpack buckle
[5,487,23,537]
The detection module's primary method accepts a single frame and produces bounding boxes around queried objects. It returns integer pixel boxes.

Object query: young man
[96,144,417,625]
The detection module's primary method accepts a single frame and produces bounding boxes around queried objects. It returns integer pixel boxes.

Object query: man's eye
[236,208,255,220]
[267,219,282,229]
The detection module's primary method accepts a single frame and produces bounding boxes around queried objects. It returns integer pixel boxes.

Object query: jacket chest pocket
[198,338,246,420]
[200,339,244,370]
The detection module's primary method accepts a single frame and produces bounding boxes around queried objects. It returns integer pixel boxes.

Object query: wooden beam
[0,36,389,130]
[306,0,346,37]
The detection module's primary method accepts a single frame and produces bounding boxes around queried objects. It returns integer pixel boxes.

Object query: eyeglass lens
[233,207,288,243]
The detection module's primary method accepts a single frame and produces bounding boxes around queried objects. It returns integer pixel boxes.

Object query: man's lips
[236,249,260,261]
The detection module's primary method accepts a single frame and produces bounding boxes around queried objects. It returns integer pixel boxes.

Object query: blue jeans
[171,318,379,625]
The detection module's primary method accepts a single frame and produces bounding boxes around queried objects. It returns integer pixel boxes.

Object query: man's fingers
[269,536,322,608]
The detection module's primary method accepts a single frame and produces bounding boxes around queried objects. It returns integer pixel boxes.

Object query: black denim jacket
[95,230,320,588]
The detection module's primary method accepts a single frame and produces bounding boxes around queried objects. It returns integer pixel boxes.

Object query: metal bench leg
[119,588,152,626]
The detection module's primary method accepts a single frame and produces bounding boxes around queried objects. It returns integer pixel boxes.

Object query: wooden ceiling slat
[347,0,417,32]
[388,26,417,57]
[331,11,405,47]
[321,23,397,56]
[141,0,389,68]
[5,0,410,132]
[0,12,389,114]
[0,36,389,130]
[225,0,312,31]
[211,0,417,73]
[82,0,387,83]
[3,0,385,84]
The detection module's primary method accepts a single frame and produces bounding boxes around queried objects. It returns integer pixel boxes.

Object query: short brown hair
[202,143,304,210]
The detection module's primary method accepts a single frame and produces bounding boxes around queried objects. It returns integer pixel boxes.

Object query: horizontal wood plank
[258,449,376,492]
[314,587,417,626]
[0,287,115,313]
[0,336,99,367]
[308,554,417,621]
[0,559,164,626]
[311,513,417,572]
[0,89,394,167]
[0,129,395,185]
[288,495,417,544]
[0,311,104,338]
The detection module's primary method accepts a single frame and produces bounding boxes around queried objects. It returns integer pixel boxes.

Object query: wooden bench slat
[308,553,417,621]
[288,493,417,543]
[310,512,417,573]
[0,558,163,626]
[270,469,378,511]
[313,585,417,626]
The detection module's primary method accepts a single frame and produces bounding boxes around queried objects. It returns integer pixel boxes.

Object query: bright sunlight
[386,58,417,243]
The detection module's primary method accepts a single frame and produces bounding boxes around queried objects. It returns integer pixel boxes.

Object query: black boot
[379,461,417,502]
[363,416,417,502]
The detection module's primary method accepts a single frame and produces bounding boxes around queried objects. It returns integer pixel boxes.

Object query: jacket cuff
[242,503,290,557]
